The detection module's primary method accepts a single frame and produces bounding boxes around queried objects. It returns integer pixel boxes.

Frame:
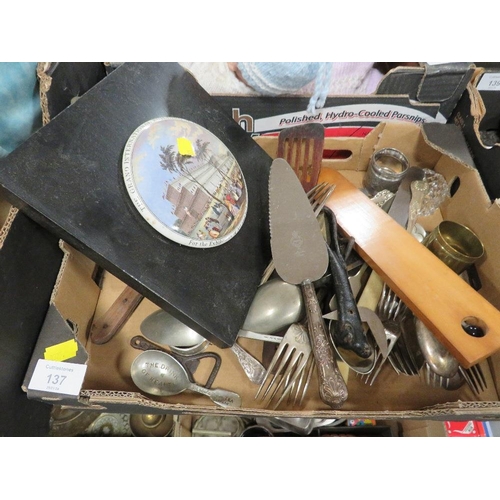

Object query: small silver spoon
[131,350,241,408]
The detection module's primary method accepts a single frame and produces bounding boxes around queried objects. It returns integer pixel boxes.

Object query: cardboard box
[451,67,500,200]
[23,120,500,421]
[213,62,475,136]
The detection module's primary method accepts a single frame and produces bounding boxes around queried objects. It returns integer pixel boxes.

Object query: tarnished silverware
[140,309,266,385]
[131,350,241,408]
[229,342,267,385]
[260,181,335,285]
[255,323,312,409]
[268,159,347,409]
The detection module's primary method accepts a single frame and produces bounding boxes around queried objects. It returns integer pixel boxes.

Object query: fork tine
[270,352,309,409]
[364,351,384,385]
[295,356,315,406]
[287,356,306,405]
[266,350,301,403]
[465,364,487,394]
[392,343,414,375]
[255,323,312,408]
[312,185,336,216]
[257,344,294,400]
[387,355,403,375]
[472,364,487,392]
[265,350,301,405]
[307,181,327,200]
[369,328,401,383]
[306,182,328,208]
[287,355,315,406]
[255,342,288,399]
[459,366,480,395]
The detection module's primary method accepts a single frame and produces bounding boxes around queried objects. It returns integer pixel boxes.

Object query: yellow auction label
[44,339,78,362]
[177,137,195,156]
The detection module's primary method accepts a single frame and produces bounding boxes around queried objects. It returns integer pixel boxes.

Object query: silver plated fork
[255,323,312,409]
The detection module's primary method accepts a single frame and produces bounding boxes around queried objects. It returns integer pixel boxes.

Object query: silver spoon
[241,278,305,334]
[323,307,384,374]
[415,318,459,378]
[141,309,267,385]
[141,310,206,347]
[131,350,242,408]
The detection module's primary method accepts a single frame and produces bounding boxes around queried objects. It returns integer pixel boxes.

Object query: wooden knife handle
[301,280,348,409]
[90,286,144,344]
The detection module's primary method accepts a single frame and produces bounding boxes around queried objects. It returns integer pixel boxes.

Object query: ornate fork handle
[301,280,348,409]
[230,343,266,385]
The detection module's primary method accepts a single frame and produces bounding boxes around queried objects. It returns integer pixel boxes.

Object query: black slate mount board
[0,63,273,348]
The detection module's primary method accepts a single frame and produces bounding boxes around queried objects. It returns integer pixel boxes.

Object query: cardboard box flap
[451,69,500,200]
[422,122,476,167]
[0,204,18,248]
[22,304,89,399]
[22,241,101,403]
[376,63,475,119]
[467,69,500,146]
[51,241,100,329]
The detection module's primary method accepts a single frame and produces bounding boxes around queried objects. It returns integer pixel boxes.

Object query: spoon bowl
[141,308,266,385]
[415,318,459,378]
[242,278,304,334]
[140,310,205,347]
[131,350,241,408]
[334,341,376,375]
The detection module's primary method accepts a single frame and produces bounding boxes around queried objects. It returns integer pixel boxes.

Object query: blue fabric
[237,62,322,95]
[236,62,334,114]
[0,62,41,157]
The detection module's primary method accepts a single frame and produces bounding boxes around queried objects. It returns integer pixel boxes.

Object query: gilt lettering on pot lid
[122,117,248,248]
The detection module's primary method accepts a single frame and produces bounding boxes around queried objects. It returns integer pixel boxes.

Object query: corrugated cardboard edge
[466,68,500,149]
[36,62,53,126]
[0,206,18,249]
[66,389,500,420]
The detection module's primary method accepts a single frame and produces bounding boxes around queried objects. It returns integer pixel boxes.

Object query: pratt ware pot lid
[122,117,248,248]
